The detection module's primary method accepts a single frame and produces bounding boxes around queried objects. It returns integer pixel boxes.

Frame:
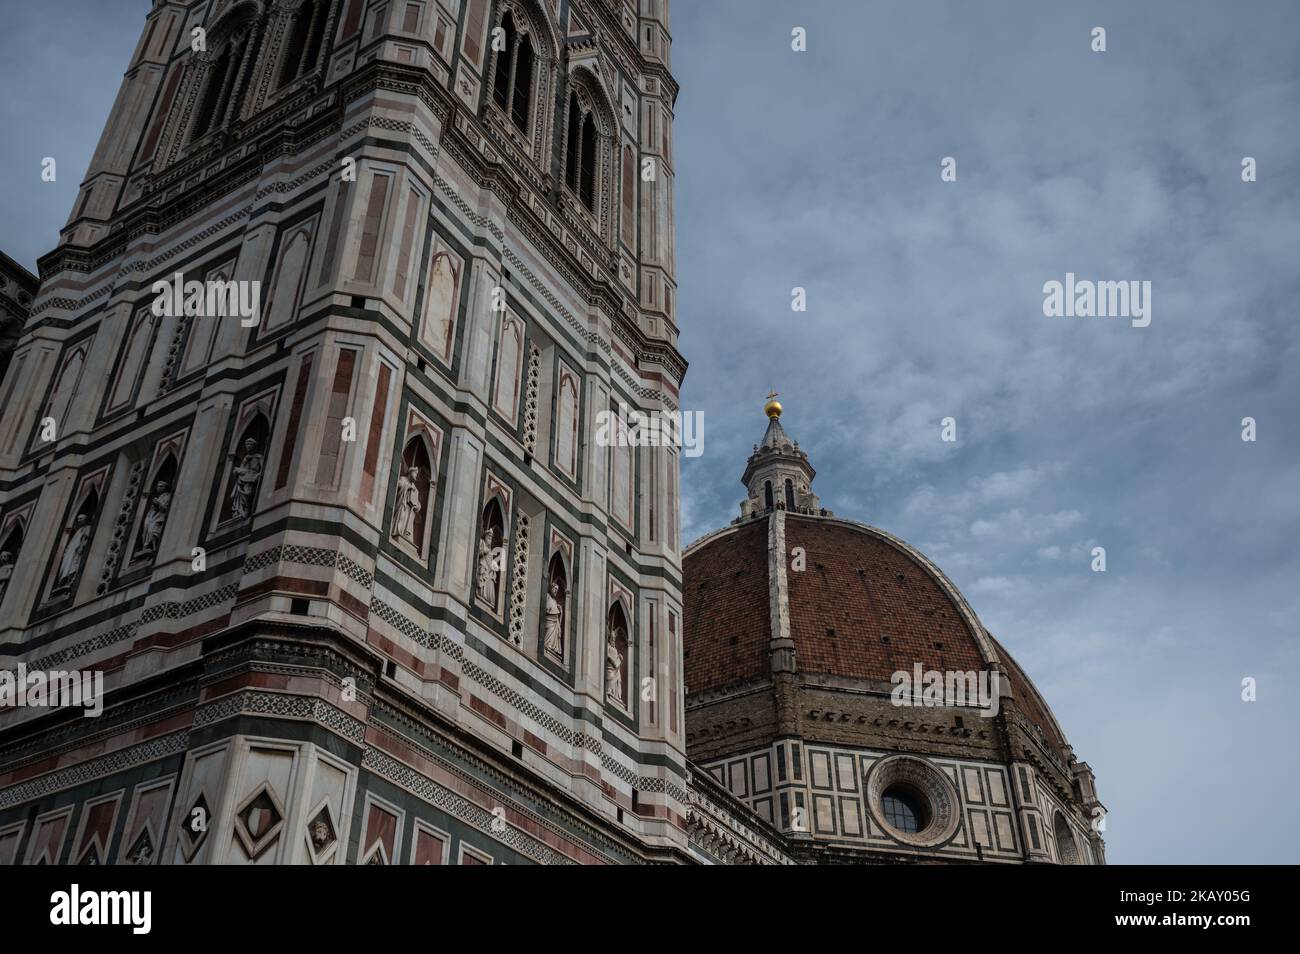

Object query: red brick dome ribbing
[683,512,1073,765]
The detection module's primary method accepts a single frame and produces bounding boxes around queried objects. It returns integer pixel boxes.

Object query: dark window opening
[278,7,313,87]
[579,112,597,210]
[564,93,580,191]
[882,784,929,834]
[491,13,515,112]
[191,47,232,139]
[510,36,533,131]
[490,13,534,134]
[303,2,330,77]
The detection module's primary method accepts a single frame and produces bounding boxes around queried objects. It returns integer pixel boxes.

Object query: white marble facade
[0,0,691,865]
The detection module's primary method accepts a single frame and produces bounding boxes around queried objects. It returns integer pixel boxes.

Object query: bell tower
[0,0,691,866]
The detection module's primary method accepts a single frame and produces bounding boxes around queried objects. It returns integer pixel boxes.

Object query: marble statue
[392,466,422,543]
[56,514,93,589]
[137,481,172,554]
[543,579,565,657]
[228,438,264,521]
[606,625,626,704]
[476,530,503,607]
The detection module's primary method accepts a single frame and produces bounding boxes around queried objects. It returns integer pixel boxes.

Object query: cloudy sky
[3,1,1298,863]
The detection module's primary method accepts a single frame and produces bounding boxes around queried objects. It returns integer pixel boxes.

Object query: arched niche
[221,412,270,524]
[542,551,568,660]
[391,435,434,555]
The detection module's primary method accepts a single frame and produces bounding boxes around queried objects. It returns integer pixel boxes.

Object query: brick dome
[683,512,1073,764]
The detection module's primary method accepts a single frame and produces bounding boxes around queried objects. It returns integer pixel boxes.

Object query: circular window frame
[866,755,961,849]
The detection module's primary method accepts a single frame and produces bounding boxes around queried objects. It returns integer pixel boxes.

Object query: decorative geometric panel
[24,807,73,865]
[234,783,286,861]
[521,343,541,454]
[727,760,747,798]
[306,801,339,865]
[71,792,122,866]
[179,791,211,862]
[813,794,836,835]
[0,823,24,865]
[834,753,857,792]
[411,821,449,865]
[506,511,530,646]
[839,797,863,837]
[809,750,832,790]
[360,798,401,866]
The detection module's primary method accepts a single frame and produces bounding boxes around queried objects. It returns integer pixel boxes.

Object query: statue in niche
[228,438,264,521]
[55,514,93,590]
[391,465,423,543]
[476,529,503,607]
[544,579,565,658]
[606,625,626,705]
[0,550,13,604]
[137,481,172,555]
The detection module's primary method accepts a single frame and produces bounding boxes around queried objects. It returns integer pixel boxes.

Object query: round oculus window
[866,755,961,848]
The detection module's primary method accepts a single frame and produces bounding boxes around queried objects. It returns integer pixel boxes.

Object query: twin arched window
[490,12,535,134]
[191,20,256,141]
[189,1,332,145]
[480,5,617,228]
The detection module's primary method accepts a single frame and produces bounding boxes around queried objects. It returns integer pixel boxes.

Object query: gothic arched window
[764,481,774,511]
[490,11,536,134]
[477,0,561,175]
[189,13,258,142]
[191,46,232,140]
[785,478,795,510]
[491,16,514,115]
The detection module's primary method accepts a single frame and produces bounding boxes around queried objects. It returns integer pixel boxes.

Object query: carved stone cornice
[686,766,793,865]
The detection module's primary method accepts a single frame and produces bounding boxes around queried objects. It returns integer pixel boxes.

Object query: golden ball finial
[764,391,782,419]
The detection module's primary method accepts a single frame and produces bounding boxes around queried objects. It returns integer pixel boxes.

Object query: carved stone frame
[865,754,962,850]
[482,0,561,177]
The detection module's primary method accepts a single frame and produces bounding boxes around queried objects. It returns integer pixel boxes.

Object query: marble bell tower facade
[0,0,694,865]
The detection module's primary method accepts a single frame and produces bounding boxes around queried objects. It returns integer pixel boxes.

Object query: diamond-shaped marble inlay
[234,786,284,860]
